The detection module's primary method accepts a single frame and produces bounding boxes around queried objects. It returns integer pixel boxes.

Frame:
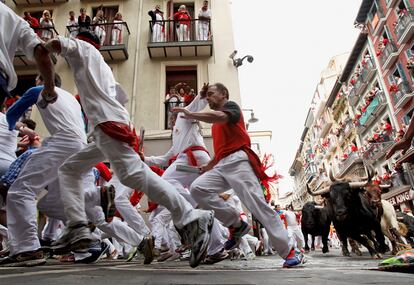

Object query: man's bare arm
[34,44,57,102]
[172,107,228,124]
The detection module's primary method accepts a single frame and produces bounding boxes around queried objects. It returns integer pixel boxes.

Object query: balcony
[147,19,213,59]
[14,27,58,68]
[393,81,414,109]
[304,162,317,181]
[337,152,362,178]
[380,41,398,70]
[13,0,67,5]
[394,11,414,44]
[318,117,332,139]
[362,141,394,162]
[66,23,131,61]
[327,136,338,154]
[348,86,359,106]
[358,91,387,131]
[343,119,354,138]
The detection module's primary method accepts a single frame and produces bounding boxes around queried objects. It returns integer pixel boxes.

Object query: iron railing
[149,19,212,43]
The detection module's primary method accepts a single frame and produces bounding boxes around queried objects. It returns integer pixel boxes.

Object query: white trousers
[59,127,200,229]
[94,27,106,46]
[111,175,150,238]
[287,225,305,250]
[177,24,189,41]
[197,23,209,41]
[151,24,164,42]
[111,29,122,45]
[7,137,85,255]
[42,218,62,241]
[191,151,293,259]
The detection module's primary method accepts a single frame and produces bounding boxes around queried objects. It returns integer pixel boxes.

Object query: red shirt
[173,11,191,26]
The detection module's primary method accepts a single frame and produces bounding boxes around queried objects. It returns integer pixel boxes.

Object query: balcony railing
[348,86,359,105]
[14,27,58,68]
[380,41,398,70]
[147,19,213,58]
[343,119,354,137]
[362,141,394,161]
[394,10,414,44]
[13,0,67,5]
[358,90,386,127]
[66,22,131,61]
[338,152,362,177]
[393,81,414,109]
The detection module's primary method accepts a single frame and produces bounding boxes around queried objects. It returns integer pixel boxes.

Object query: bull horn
[348,181,369,188]
[307,183,330,196]
[329,168,336,182]
[360,163,373,182]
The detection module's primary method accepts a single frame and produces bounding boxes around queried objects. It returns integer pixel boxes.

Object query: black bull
[307,182,387,257]
[301,201,331,253]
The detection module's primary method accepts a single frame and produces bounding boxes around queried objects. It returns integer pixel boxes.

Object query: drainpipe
[130,0,144,123]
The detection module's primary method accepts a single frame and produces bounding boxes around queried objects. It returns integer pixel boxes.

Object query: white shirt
[0,2,42,91]
[0,112,17,163]
[58,36,130,129]
[146,94,208,166]
[198,8,212,24]
[284,210,299,227]
[36,87,87,143]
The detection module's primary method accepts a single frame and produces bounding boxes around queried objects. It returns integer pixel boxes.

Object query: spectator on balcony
[381,166,392,186]
[78,8,91,32]
[391,163,406,186]
[197,0,211,41]
[184,88,196,106]
[39,10,54,41]
[362,53,372,68]
[407,54,414,70]
[148,5,165,43]
[173,5,191,41]
[395,129,405,142]
[93,9,107,46]
[111,12,123,45]
[350,143,358,153]
[67,11,79,38]
[381,119,393,141]
[23,12,40,33]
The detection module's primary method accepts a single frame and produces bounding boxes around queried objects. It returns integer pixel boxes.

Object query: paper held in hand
[176,165,202,174]
[139,127,145,152]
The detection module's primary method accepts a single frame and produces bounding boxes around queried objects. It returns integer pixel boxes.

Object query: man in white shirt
[0,2,56,109]
[44,31,214,268]
[284,205,305,252]
[197,1,211,41]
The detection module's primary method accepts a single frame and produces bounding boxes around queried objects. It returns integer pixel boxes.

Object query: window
[402,107,414,125]
[91,6,120,46]
[164,66,197,129]
[389,66,401,84]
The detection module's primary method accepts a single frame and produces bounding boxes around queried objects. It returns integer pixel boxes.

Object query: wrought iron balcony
[14,27,58,68]
[380,41,398,70]
[393,81,414,109]
[66,22,131,61]
[147,19,213,59]
[362,141,394,162]
[348,86,359,105]
[358,91,386,129]
[13,0,67,5]
[394,10,414,44]
[337,152,362,177]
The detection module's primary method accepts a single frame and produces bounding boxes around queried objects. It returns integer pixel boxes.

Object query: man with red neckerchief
[173,83,306,268]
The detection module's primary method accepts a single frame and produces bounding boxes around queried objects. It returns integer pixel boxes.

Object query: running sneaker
[157,252,173,263]
[224,220,250,251]
[203,249,229,265]
[283,248,306,268]
[75,241,110,264]
[100,185,116,222]
[183,210,214,268]
[0,249,46,267]
[138,235,154,264]
[52,223,96,255]
[126,247,138,262]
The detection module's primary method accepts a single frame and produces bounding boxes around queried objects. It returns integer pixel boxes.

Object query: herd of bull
[303,166,414,258]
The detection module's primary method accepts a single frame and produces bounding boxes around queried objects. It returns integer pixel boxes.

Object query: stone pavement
[0,248,412,284]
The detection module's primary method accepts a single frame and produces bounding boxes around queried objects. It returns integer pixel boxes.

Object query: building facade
[7,0,242,156]
[290,0,414,211]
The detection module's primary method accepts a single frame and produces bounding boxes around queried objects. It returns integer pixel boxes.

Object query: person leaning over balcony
[111,12,123,45]
[78,8,91,32]
[67,11,79,38]
[173,5,191,41]
[93,9,107,46]
[23,12,40,35]
[0,2,56,114]
[148,5,165,42]
[39,10,54,42]
[197,0,211,41]
[386,113,414,161]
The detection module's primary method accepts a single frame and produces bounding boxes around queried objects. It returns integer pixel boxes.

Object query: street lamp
[229,50,254,68]
[242,108,259,130]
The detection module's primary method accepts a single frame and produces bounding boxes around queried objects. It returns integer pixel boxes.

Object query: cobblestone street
[0,249,412,285]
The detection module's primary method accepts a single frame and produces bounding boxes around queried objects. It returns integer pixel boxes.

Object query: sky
[230,0,362,196]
